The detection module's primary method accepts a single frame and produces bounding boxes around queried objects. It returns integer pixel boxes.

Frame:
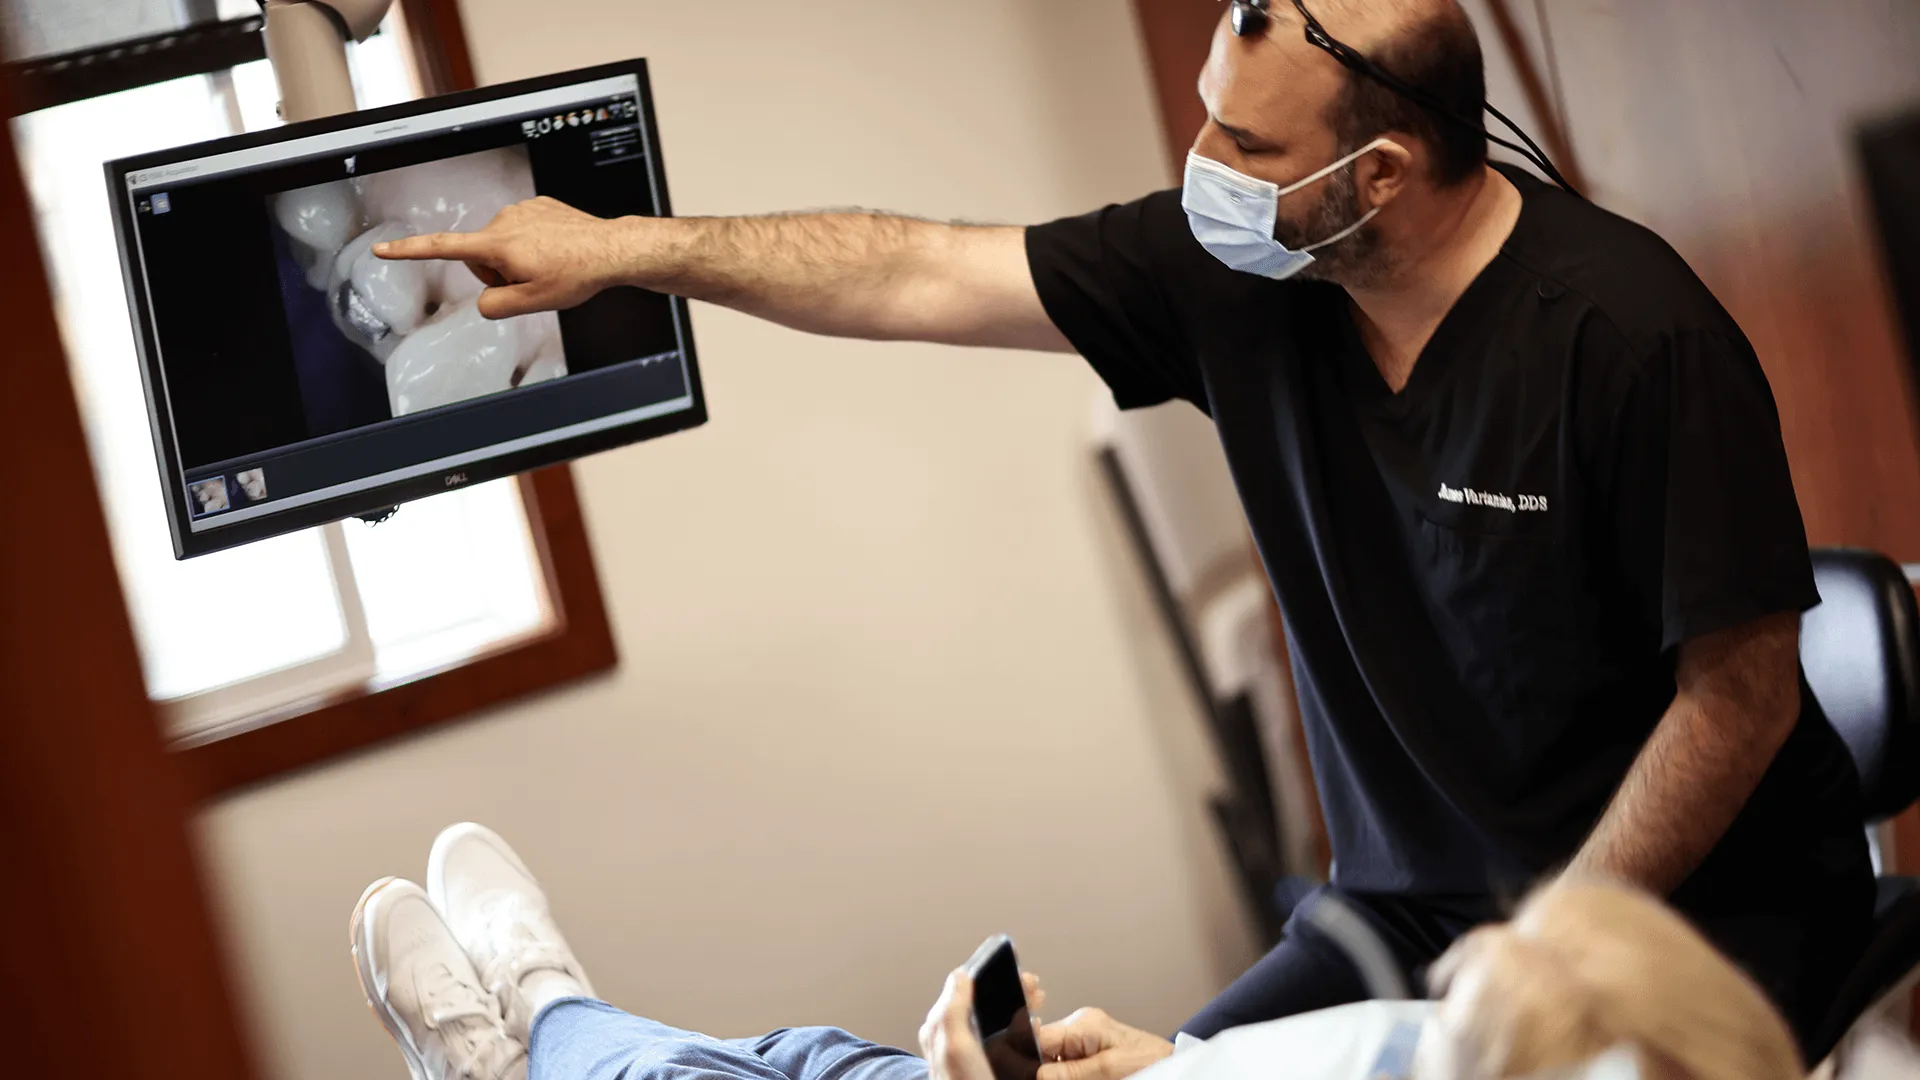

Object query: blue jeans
[531,998,931,1080]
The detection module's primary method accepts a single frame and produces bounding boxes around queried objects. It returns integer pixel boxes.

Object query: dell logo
[444,472,470,488]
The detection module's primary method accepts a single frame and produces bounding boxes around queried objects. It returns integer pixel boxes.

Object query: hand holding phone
[963,935,1043,1080]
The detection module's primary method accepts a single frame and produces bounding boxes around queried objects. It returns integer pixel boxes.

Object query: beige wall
[196,4,1259,1079]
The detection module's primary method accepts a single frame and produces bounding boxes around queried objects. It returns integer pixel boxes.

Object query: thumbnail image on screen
[270,146,567,425]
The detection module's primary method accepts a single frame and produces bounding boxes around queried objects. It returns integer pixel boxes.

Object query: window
[8,1,615,793]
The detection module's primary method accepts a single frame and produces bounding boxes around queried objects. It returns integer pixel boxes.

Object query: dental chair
[1803,547,1920,1062]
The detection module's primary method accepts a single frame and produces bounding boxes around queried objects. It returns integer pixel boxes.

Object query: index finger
[374,231,489,261]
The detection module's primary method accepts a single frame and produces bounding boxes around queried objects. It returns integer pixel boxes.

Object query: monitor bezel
[105,57,705,559]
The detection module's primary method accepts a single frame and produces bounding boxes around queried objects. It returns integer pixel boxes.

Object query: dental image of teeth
[270,146,565,422]
[189,477,230,516]
[234,469,268,504]
[116,74,701,556]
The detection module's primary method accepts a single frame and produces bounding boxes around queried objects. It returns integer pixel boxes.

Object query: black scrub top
[1027,164,1866,902]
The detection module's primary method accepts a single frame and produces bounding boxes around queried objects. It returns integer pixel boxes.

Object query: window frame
[8,0,619,800]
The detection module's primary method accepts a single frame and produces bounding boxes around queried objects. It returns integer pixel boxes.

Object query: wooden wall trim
[399,0,478,96]
[0,74,256,1080]
[1130,0,1222,179]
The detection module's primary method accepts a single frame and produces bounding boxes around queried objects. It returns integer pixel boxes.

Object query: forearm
[610,212,1058,348]
[378,197,1067,346]
[1569,697,1791,893]
[1568,614,1802,894]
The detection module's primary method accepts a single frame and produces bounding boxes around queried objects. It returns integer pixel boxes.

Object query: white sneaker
[351,877,528,1080]
[427,823,597,1043]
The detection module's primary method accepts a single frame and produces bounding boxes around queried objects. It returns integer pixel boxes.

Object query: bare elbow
[1676,611,1803,746]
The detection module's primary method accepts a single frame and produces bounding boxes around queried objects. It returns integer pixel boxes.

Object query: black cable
[1483,101,1578,194]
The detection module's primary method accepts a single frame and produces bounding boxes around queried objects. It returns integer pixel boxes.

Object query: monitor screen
[107,59,704,558]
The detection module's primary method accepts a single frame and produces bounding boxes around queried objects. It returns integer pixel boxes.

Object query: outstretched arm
[376,196,1073,352]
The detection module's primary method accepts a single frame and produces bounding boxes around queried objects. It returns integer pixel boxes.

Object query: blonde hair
[1416,878,1803,1080]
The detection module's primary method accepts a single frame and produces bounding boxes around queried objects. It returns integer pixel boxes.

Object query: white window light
[13,16,554,748]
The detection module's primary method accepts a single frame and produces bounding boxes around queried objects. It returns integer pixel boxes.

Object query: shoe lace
[419,960,529,1080]
[473,892,576,993]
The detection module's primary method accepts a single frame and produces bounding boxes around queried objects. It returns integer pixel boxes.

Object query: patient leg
[530,1003,927,1080]
[529,1002,788,1080]
[424,824,931,1080]
[739,1024,929,1080]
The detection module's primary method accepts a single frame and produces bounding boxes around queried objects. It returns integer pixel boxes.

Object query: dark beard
[1272,164,1383,286]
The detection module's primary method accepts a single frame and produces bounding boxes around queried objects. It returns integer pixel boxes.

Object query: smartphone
[964,934,1042,1080]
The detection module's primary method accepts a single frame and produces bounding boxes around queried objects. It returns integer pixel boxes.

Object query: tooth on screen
[386,301,524,416]
[518,311,566,389]
[273,181,360,289]
[329,223,427,361]
[348,223,431,338]
[358,152,534,237]
[519,339,567,388]
[280,147,561,413]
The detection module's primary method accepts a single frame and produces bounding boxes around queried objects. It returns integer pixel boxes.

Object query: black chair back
[1803,548,1920,820]
[1801,549,1920,1061]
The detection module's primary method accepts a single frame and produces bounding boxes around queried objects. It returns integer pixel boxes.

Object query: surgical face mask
[1182,137,1391,280]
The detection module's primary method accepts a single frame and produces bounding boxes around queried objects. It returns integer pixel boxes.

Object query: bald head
[1297,0,1455,44]
[1315,0,1488,186]
[1200,0,1487,188]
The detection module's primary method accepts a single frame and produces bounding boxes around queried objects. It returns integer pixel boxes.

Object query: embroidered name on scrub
[1437,483,1549,513]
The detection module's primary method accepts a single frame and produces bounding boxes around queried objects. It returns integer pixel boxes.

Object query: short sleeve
[1599,329,1819,651]
[1025,190,1206,410]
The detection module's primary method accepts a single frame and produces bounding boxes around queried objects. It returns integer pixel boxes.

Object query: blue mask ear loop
[1271,136,1396,200]
[1299,205,1380,253]
[1273,136,1393,248]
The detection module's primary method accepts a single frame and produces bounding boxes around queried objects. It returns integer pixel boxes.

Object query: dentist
[378,0,1871,1051]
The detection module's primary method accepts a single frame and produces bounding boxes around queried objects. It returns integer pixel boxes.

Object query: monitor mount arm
[259,0,393,122]
[261,0,405,524]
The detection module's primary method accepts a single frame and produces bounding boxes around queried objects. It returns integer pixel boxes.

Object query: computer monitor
[1862,106,1920,384]
[107,58,704,559]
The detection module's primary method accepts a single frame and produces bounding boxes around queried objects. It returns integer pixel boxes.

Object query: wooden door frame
[0,69,257,1080]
